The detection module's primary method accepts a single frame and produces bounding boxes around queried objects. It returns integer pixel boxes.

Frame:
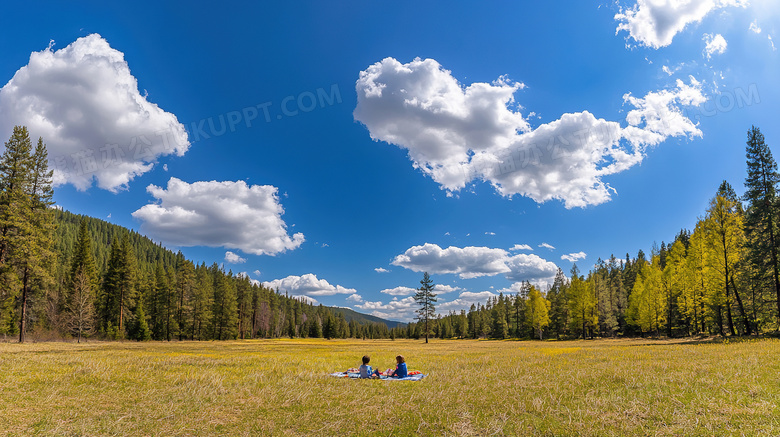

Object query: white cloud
[0,34,189,191]
[662,65,673,76]
[615,0,747,48]
[380,286,417,296]
[224,251,246,264]
[163,164,169,172]
[391,243,558,286]
[253,270,261,276]
[510,244,533,251]
[380,284,462,296]
[703,33,728,59]
[749,20,762,33]
[132,178,304,256]
[438,291,497,312]
[346,293,363,303]
[263,274,356,297]
[485,231,496,236]
[374,267,390,273]
[561,251,587,262]
[355,297,417,322]
[538,243,555,250]
[354,58,704,208]
[504,253,558,287]
[391,243,510,279]
[770,35,777,51]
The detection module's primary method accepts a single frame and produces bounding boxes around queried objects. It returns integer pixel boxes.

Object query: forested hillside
[0,126,397,342]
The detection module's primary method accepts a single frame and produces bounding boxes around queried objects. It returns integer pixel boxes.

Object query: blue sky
[1,1,778,321]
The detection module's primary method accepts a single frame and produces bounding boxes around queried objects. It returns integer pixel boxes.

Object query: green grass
[1,338,780,436]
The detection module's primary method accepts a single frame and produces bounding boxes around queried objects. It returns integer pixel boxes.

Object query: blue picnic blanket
[329,372,426,381]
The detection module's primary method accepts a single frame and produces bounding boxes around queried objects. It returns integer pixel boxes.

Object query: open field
[1,338,780,436]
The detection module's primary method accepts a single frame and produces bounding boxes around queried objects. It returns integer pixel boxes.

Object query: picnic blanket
[329,371,426,381]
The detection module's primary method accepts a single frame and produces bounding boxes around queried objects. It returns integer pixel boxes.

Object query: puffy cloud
[561,251,587,262]
[615,0,747,49]
[380,284,462,296]
[749,20,762,34]
[374,267,390,273]
[355,297,416,322]
[438,291,497,312]
[391,243,510,279]
[538,243,555,250]
[504,254,559,287]
[391,243,559,286]
[380,286,417,296]
[485,232,496,236]
[132,178,304,256]
[263,274,356,297]
[0,34,189,191]
[253,270,261,276]
[346,294,363,303]
[224,251,246,264]
[703,33,728,59]
[510,244,533,251]
[355,58,704,208]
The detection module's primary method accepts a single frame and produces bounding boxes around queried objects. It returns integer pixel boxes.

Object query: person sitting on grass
[373,355,408,378]
[358,355,373,379]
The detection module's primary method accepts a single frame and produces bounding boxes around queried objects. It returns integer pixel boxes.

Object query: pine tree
[414,272,437,343]
[103,234,137,338]
[131,298,151,341]
[0,129,56,342]
[744,126,780,329]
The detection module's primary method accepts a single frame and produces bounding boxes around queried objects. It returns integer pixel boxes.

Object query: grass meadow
[1,337,780,436]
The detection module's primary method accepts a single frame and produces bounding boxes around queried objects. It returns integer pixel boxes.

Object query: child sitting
[373,355,408,378]
[358,355,373,379]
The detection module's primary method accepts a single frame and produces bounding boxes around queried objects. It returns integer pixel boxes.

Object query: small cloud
[561,251,587,262]
[509,244,533,251]
[253,270,261,276]
[538,243,555,250]
[444,232,450,236]
[163,164,168,172]
[322,243,329,248]
[225,251,247,264]
[749,20,761,34]
[107,213,111,218]
[485,232,496,236]
[346,293,363,303]
[662,65,673,76]
[703,33,727,60]
[374,267,390,273]
[770,35,777,51]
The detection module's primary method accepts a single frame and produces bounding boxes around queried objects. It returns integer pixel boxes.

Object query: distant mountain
[329,307,405,329]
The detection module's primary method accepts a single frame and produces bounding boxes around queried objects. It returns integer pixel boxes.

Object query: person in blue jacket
[373,355,407,378]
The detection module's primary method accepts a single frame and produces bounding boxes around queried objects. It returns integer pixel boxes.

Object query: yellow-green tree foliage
[628,256,666,335]
[527,286,551,340]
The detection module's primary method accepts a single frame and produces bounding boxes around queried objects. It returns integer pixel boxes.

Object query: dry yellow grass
[1,338,779,436]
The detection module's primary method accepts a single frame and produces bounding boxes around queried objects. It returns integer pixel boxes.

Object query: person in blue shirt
[373,355,408,378]
[393,355,408,378]
[358,355,373,379]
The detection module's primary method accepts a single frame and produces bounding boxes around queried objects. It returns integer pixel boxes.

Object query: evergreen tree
[743,126,780,329]
[568,265,596,338]
[103,234,137,338]
[414,272,437,343]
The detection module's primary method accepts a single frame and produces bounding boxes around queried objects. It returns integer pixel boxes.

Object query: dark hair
[362,355,370,364]
[396,355,405,364]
